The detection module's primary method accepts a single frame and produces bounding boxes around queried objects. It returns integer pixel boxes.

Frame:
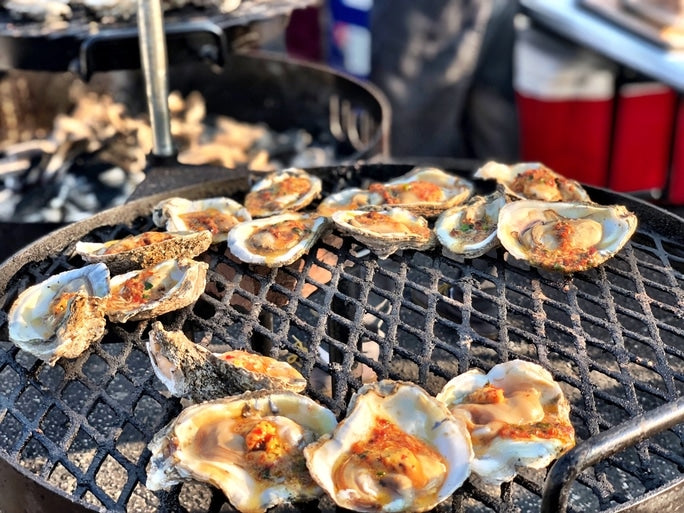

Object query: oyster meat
[8,263,110,365]
[152,197,251,243]
[434,188,507,260]
[147,322,306,402]
[436,360,575,485]
[331,207,436,259]
[245,167,322,218]
[474,161,591,203]
[369,166,474,217]
[73,230,213,274]
[106,258,207,323]
[316,187,385,217]
[304,380,473,513]
[227,213,330,267]
[147,390,338,513]
[497,200,638,273]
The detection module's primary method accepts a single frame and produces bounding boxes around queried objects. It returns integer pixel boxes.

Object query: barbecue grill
[0,162,682,513]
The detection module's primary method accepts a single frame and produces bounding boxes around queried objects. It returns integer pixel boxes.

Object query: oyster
[106,258,207,323]
[227,213,330,267]
[436,360,575,485]
[147,322,307,402]
[331,207,436,259]
[497,200,638,273]
[147,390,338,513]
[304,380,472,512]
[316,188,385,217]
[434,188,507,260]
[244,167,322,218]
[152,197,251,243]
[474,161,591,203]
[369,166,474,217]
[73,230,213,274]
[8,263,110,365]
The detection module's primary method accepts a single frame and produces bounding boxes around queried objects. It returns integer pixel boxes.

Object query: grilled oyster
[331,207,436,259]
[147,390,338,513]
[474,161,591,203]
[434,188,507,260]
[152,197,251,243]
[436,360,575,485]
[147,322,306,402]
[316,188,385,217]
[73,230,213,274]
[369,166,474,217]
[8,263,110,365]
[497,200,638,273]
[227,213,330,267]
[244,167,322,218]
[304,380,473,512]
[106,258,207,323]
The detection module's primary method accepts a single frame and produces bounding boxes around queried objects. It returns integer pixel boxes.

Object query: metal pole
[137,0,174,157]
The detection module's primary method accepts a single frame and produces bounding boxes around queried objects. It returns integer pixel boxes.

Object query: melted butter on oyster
[437,360,575,485]
[146,390,337,513]
[304,380,472,513]
[245,168,322,218]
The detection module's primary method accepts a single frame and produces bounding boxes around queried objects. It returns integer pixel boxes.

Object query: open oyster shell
[497,200,638,273]
[152,196,251,243]
[331,207,436,259]
[369,166,474,218]
[8,263,110,365]
[316,187,385,217]
[73,230,213,274]
[147,322,306,402]
[106,258,207,323]
[227,212,330,267]
[434,188,507,260]
[436,360,575,485]
[245,167,322,218]
[304,380,473,513]
[147,390,338,513]
[474,161,591,203]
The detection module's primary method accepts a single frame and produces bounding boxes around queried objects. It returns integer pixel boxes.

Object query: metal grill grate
[0,164,682,512]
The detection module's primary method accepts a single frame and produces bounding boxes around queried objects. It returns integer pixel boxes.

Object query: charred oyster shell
[106,258,207,323]
[147,322,307,402]
[244,167,322,218]
[316,187,385,217]
[497,200,638,273]
[147,390,338,513]
[8,263,110,365]
[73,230,213,274]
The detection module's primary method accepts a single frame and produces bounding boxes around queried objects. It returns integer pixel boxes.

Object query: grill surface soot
[0,163,682,513]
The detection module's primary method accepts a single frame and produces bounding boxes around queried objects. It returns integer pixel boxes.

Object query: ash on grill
[0,83,332,224]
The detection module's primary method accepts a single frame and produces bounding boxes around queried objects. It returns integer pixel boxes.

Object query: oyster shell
[152,197,251,243]
[227,213,330,267]
[474,161,591,203]
[73,230,213,274]
[331,207,436,259]
[147,390,338,513]
[316,187,385,217]
[106,258,207,323]
[436,360,575,485]
[147,322,307,402]
[244,167,322,218]
[434,188,507,260]
[369,166,474,217]
[497,200,638,273]
[304,380,473,512]
[8,263,110,365]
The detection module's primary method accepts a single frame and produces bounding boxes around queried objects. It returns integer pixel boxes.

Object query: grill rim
[0,163,682,513]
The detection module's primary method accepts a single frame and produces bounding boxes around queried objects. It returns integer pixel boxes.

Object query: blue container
[327,0,373,78]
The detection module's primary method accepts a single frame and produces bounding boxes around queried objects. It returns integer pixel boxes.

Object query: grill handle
[137,0,175,158]
[541,396,684,513]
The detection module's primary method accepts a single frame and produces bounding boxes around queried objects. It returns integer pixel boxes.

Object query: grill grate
[0,164,682,512]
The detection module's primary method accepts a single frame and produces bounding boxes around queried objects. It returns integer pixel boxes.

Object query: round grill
[0,163,682,512]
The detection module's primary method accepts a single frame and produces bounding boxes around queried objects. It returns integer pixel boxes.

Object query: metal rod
[137,0,174,157]
[541,396,684,513]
